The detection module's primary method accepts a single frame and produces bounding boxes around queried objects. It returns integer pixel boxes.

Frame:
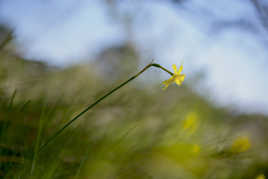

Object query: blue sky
[1,0,268,114]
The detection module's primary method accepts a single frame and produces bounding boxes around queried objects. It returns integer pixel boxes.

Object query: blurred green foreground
[0,45,268,179]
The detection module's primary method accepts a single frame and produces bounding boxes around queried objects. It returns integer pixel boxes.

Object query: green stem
[39,63,173,152]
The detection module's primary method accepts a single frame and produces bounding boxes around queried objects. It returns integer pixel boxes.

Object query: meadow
[0,48,268,179]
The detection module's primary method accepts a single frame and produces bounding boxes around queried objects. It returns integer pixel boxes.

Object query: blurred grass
[0,50,268,179]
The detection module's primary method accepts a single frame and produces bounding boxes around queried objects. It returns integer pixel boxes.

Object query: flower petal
[180,74,185,81]
[162,76,175,90]
[175,75,185,86]
[175,78,182,85]
[178,64,183,74]
[172,64,178,74]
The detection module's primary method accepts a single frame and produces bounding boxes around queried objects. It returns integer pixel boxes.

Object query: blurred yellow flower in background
[183,112,199,134]
[163,64,185,90]
[256,174,266,179]
[231,136,251,153]
[192,144,201,154]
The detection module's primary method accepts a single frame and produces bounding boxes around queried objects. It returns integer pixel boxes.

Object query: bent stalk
[39,62,173,152]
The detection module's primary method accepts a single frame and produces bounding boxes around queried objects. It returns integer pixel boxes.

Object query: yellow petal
[180,74,185,82]
[175,75,185,86]
[172,64,178,74]
[178,64,183,74]
[162,76,175,90]
[175,78,182,85]
[163,76,175,85]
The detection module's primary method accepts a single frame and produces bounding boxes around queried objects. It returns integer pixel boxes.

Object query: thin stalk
[39,63,173,152]
[31,106,46,174]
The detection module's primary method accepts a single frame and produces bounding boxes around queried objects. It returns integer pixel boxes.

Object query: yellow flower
[231,136,251,153]
[192,144,201,154]
[256,174,266,179]
[183,112,199,134]
[162,64,185,90]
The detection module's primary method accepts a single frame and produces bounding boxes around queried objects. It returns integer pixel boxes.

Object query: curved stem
[39,63,173,152]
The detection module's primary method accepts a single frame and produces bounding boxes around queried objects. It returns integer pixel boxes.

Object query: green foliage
[0,53,268,179]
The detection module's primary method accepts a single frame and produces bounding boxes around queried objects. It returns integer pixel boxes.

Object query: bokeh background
[0,0,268,178]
